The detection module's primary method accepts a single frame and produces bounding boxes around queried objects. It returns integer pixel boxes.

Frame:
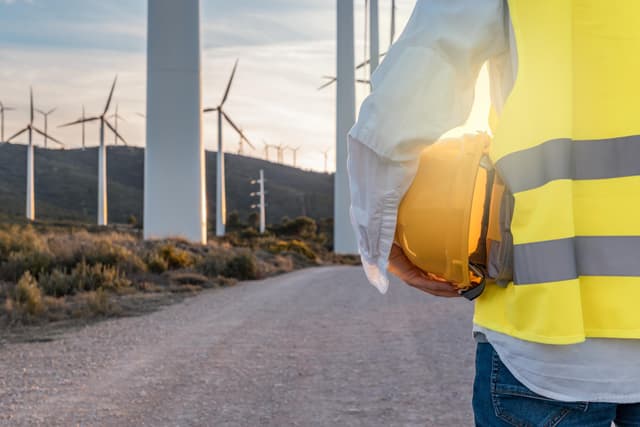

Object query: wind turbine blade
[203,107,219,113]
[356,78,371,84]
[47,107,57,115]
[103,75,118,115]
[317,78,337,90]
[30,87,34,125]
[321,75,336,80]
[220,59,239,106]
[35,108,45,115]
[6,127,29,142]
[222,111,254,149]
[3,107,15,112]
[58,117,100,128]
[104,119,128,146]
[135,112,146,118]
[32,127,64,146]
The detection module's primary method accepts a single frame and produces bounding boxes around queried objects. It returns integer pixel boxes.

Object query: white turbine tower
[390,0,396,45]
[6,88,64,220]
[36,107,56,149]
[59,77,127,226]
[335,0,358,254]
[146,0,205,244]
[203,60,255,237]
[0,100,15,142]
[369,0,380,75]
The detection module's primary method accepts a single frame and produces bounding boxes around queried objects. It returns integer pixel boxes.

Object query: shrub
[157,244,194,269]
[146,251,169,274]
[39,268,75,297]
[223,252,259,280]
[13,271,44,316]
[0,225,47,261]
[197,254,228,278]
[266,239,316,260]
[274,216,318,239]
[0,249,54,282]
[71,260,131,292]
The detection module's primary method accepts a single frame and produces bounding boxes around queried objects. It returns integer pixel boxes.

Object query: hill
[0,144,334,226]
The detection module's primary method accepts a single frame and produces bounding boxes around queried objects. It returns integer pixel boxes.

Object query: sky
[0,0,491,172]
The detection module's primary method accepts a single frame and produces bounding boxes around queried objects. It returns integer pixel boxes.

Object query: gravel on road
[0,266,477,426]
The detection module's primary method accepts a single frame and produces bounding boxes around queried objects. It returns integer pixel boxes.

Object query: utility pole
[250,169,266,233]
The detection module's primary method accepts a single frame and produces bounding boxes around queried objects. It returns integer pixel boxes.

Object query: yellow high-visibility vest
[474,0,640,344]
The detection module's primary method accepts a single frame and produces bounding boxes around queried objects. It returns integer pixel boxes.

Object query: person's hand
[388,243,461,297]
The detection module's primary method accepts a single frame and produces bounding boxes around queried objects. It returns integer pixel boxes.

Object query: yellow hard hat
[395,133,492,297]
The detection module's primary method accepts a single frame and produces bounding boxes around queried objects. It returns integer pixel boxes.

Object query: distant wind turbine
[203,59,254,237]
[318,0,392,90]
[36,107,57,149]
[108,104,127,145]
[59,76,127,226]
[0,100,15,143]
[235,128,255,155]
[285,146,302,167]
[6,88,64,220]
[322,148,332,173]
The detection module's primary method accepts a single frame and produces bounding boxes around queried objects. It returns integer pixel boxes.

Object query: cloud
[0,1,426,172]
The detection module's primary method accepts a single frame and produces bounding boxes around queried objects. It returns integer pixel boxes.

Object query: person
[347,0,640,425]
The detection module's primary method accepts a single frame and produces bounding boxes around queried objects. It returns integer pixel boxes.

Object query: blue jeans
[473,342,640,426]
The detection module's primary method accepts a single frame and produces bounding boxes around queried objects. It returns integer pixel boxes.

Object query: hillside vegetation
[0,217,358,328]
[0,144,333,225]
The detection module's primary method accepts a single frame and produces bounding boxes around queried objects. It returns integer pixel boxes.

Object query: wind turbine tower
[0,101,15,142]
[335,0,358,254]
[146,0,206,243]
[59,77,127,226]
[7,88,64,220]
[204,60,254,237]
[390,0,396,45]
[369,0,380,75]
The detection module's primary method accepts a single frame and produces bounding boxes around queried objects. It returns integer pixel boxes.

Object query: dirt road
[0,266,477,426]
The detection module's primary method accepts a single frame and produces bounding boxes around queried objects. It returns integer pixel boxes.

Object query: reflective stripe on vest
[474,0,640,344]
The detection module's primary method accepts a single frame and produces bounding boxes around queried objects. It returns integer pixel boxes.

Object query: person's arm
[348,0,509,294]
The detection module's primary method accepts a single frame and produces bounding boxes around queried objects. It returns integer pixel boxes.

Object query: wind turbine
[0,100,15,142]
[59,76,127,226]
[322,148,332,173]
[285,146,301,167]
[319,0,390,90]
[108,104,127,145]
[36,107,57,149]
[235,127,255,155]
[6,88,64,220]
[203,59,254,237]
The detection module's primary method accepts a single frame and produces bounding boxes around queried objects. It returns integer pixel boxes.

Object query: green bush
[39,268,75,297]
[223,252,259,280]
